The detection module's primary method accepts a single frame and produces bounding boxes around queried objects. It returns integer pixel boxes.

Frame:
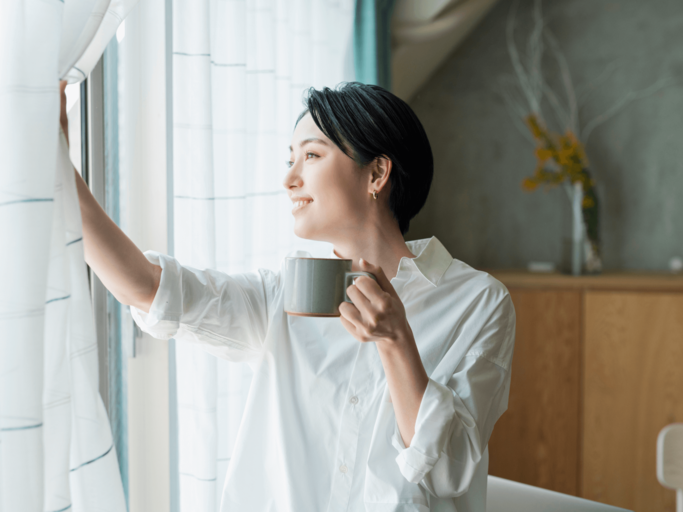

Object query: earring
[372,191,378,200]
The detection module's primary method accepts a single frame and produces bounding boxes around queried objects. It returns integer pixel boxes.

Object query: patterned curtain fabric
[354,0,397,89]
[170,0,354,509]
[0,0,136,510]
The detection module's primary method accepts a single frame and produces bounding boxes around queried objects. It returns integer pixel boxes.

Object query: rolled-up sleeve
[130,251,279,362]
[391,293,516,498]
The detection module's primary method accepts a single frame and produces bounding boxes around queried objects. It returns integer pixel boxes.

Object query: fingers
[345,279,373,313]
[350,275,386,304]
[339,302,363,329]
[339,303,377,343]
[59,80,69,145]
[343,274,393,337]
[359,259,399,299]
[60,81,68,114]
[339,259,407,344]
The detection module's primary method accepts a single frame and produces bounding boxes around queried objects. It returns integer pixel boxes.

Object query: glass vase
[565,181,602,275]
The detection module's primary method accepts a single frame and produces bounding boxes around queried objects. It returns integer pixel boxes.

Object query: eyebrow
[289,137,329,152]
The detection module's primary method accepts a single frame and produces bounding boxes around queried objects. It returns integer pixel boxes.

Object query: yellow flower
[525,114,546,141]
[520,121,595,194]
[535,147,554,163]
[521,177,539,191]
[561,131,589,167]
[556,144,576,167]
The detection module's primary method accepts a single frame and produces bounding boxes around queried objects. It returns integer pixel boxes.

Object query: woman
[62,81,515,512]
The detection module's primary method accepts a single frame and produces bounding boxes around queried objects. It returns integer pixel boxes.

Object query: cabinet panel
[583,292,683,511]
[488,290,581,495]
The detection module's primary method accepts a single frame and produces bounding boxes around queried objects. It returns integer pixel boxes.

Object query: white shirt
[131,236,516,512]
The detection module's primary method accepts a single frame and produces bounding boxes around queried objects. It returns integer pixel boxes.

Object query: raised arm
[60,80,161,313]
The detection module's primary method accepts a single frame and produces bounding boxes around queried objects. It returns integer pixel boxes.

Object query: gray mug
[284,257,377,317]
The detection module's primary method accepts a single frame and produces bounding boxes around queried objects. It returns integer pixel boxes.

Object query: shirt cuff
[129,251,183,340]
[391,378,456,483]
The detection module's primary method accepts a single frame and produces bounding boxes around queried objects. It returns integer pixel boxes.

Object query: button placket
[327,343,382,512]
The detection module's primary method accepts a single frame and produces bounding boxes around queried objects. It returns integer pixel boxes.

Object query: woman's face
[283,112,373,242]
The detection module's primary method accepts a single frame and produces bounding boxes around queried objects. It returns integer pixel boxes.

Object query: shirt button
[349,396,358,405]
[339,464,348,473]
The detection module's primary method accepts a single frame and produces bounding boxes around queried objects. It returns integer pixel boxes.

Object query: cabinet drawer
[489,289,581,495]
[582,291,683,511]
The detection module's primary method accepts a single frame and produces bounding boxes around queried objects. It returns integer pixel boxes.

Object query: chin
[293,219,325,242]
[293,220,310,240]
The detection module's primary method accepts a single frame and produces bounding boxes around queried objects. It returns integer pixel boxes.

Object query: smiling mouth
[292,200,313,212]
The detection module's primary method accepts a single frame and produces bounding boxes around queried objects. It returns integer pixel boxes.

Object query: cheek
[316,183,364,222]
[315,164,365,209]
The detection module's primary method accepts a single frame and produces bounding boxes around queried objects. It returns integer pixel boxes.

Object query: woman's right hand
[62,78,162,313]
[59,80,69,146]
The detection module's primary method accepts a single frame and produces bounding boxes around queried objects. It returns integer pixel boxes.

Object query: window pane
[64,83,82,174]
[102,38,130,506]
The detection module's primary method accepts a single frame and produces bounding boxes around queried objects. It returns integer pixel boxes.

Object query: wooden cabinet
[583,292,683,510]
[488,290,582,494]
[486,272,683,512]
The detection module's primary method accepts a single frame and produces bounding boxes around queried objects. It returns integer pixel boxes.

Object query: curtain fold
[0,0,135,510]
[170,0,354,509]
[354,0,397,89]
[64,0,141,83]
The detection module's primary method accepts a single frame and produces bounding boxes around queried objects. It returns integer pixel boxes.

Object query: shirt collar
[329,236,453,287]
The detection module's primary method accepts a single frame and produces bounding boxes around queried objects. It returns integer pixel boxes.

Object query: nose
[282,160,303,191]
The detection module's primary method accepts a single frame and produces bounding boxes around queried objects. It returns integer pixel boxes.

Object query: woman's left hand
[59,80,69,145]
[339,259,412,346]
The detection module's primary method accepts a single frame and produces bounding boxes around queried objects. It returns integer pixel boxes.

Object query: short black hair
[296,82,433,235]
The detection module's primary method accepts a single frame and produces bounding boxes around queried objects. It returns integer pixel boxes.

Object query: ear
[368,155,392,195]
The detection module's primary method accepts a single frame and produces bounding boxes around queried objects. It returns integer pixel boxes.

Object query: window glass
[102,37,131,505]
[64,83,82,174]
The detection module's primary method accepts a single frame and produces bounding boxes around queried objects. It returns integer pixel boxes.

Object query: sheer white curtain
[171,0,355,509]
[0,0,136,510]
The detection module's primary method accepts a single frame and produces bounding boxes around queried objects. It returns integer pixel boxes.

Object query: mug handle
[343,272,377,303]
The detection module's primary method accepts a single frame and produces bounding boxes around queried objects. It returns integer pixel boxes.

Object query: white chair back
[657,423,683,512]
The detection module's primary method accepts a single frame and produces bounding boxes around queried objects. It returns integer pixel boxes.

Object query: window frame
[85,2,176,510]
[80,54,131,505]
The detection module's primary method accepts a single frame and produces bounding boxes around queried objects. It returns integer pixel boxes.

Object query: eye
[286,152,318,169]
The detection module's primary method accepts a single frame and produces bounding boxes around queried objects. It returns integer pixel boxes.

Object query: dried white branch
[527,0,545,109]
[544,31,578,133]
[497,75,531,114]
[506,104,536,144]
[575,61,619,107]
[495,76,537,143]
[506,0,542,115]
[542,80,569,131]
[581,76,676,145]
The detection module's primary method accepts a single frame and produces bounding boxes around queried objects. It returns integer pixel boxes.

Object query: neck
[331,222,416,281]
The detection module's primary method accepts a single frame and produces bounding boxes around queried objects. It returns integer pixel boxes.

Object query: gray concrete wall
[405,0,683,271]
